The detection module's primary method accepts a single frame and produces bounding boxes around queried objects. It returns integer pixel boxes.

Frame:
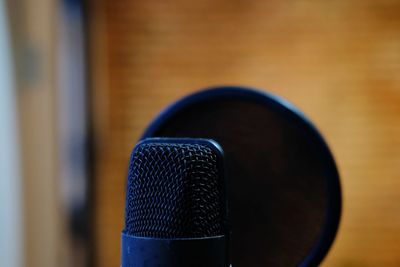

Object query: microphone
[121,138,230,267]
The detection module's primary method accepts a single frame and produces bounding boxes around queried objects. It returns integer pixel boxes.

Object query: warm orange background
[89,1,400,266]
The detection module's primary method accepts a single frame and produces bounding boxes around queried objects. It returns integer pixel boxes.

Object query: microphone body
[121,138,229,267]
[122,234,226,267]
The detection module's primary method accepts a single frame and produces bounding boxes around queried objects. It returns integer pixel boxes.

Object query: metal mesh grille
[124,142,224,238]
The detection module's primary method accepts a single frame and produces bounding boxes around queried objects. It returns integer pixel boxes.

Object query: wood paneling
[89,1,400,266]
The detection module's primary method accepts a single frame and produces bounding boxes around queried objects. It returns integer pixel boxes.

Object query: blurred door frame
[6,0,92,266]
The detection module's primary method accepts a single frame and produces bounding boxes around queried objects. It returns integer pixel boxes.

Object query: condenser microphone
[121,138,229,267]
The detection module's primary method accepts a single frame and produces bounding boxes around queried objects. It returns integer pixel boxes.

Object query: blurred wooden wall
[89,1,400,266]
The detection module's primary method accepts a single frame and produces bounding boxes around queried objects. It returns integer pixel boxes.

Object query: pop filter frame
[141,86,341,267]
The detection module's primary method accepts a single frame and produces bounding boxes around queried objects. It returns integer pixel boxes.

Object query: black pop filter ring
[141,86,341,267]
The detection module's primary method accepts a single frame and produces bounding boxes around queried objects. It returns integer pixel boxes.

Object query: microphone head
[123,138,226,239]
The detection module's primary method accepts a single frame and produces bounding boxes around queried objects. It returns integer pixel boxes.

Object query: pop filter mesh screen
[148,99,328,266]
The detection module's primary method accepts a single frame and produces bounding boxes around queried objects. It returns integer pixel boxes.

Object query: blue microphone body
[121,138,229,267]
[121,235,227,267]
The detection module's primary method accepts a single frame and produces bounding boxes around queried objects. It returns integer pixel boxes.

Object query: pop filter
[141,86,341,267]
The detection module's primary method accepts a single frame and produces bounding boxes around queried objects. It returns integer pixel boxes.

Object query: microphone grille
[124,141,225,238]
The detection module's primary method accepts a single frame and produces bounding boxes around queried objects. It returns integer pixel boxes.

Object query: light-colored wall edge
[0,2,23,267]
